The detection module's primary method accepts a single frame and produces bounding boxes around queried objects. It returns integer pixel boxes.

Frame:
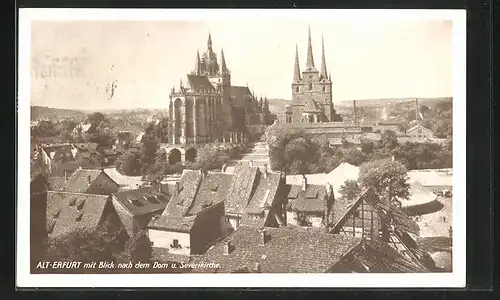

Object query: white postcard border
[17,8,467,288]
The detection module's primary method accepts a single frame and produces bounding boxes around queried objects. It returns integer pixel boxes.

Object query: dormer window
[77,199,86,210]
[75,212,83,222]
[53,209,61,218]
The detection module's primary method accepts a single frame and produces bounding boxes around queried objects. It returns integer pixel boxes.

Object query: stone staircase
[225,142,270,174]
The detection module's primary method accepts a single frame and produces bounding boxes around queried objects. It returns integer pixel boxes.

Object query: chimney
[415,98,419,120]
[260,228,268,245]
[263,164,268,179]
[324,183,332,232]
[223,241,232,256]
[301,174,307,191]
[253,262,261,273]
[353,100,358,124]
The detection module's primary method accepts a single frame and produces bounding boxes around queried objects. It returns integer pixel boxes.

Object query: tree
[116,149,142,176]
[358,159,410,205]
[284,137,312,174]
[380,129,398,150]
[115,230,152,267]
[341,148,367,166]
[398,122,410,135]
[87,112,107,127]
[338,179,362,201]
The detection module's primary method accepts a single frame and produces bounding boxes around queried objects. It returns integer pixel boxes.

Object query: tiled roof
[240,172,282,227]
[47,177,66,191]
[286,184,329,214]
[225,163,259,216]
[186,74,215,92]
[230,86,252,108]
[61,169,105,193]
[46,191,109,239]
[190,173,234,215]
[152,247,190,263]
[190,226,362,273]
[112,187,171,216]
[304,98,321,112]
[148,170,205,232]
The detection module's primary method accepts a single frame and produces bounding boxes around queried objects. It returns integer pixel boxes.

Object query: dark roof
[148,170,226,232]
[190,226,361,273]
[47,177,66,191]
[286,184,329,214]
[186,74,215,92]
[230,86,253,108]
[112,187,171,216]
[46,191,109,239]
[304,98,321,112]
[240,172,282,227]
[190,173,234,215]
[225,163,259,216]
[61,169,106,193]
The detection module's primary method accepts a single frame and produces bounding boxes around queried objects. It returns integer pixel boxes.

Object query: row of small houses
[31,163,439,273]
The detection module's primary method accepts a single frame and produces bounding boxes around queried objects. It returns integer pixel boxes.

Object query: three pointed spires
[295,27,330,80]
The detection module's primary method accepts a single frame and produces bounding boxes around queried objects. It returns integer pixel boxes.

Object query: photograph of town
[28,17,454,276]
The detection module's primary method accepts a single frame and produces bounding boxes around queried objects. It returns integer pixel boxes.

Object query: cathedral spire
[220,49,228,74]
[306,26,316,70]
[208,32,213,51]
[293,44,301,81]
[195,50,201,75]
[320,35,328,79]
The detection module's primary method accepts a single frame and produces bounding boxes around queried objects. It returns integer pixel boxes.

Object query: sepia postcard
[17,9,466,288]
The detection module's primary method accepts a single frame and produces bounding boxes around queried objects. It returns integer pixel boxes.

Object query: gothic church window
[295,86,299,93]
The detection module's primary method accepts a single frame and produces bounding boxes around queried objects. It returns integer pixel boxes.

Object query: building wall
[88,173,120,195]
[190,203,225,255]
[407,126,434,138]
[148,229,191,256]
[228,217,240,230]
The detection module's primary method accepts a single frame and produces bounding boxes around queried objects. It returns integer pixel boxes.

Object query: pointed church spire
[220,49,228,74]
[195,50,201,75]
[306,26,316,70]
[293,44,301,81]
[320,35,328,79]
[329,68,332,81]
[207,32,213,51]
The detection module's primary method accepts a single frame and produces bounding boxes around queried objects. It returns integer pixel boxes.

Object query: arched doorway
[168,148,182,165]
[174,98,183,144]
[185,148,197,163]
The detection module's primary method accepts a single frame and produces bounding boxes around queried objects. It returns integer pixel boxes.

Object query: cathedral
[168,33,270,145]
[285,28,342,124]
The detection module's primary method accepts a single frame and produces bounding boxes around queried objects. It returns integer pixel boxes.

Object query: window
[172,239,180,248]
[308,83,313,91]
[295,86,299,93]
[323,86,326,93]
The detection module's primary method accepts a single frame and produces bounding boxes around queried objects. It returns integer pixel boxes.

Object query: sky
[30,19,453,110]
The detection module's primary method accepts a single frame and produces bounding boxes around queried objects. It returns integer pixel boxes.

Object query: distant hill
[267,97,452,114]
[31,106,86,122]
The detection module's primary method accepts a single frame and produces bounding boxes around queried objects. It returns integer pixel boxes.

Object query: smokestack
[415,98,419,121]
[263,164,268,179]
[301,174,307,191]
[353,100,357,124]
[223,241,232,256]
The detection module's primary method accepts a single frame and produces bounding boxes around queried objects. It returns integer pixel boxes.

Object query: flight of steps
[225,142,270,174]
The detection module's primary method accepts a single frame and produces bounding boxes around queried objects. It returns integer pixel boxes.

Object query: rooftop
[112,187,171,216]
[61,169,108,193]
[46,191,110,239]
[190,225,361,273]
